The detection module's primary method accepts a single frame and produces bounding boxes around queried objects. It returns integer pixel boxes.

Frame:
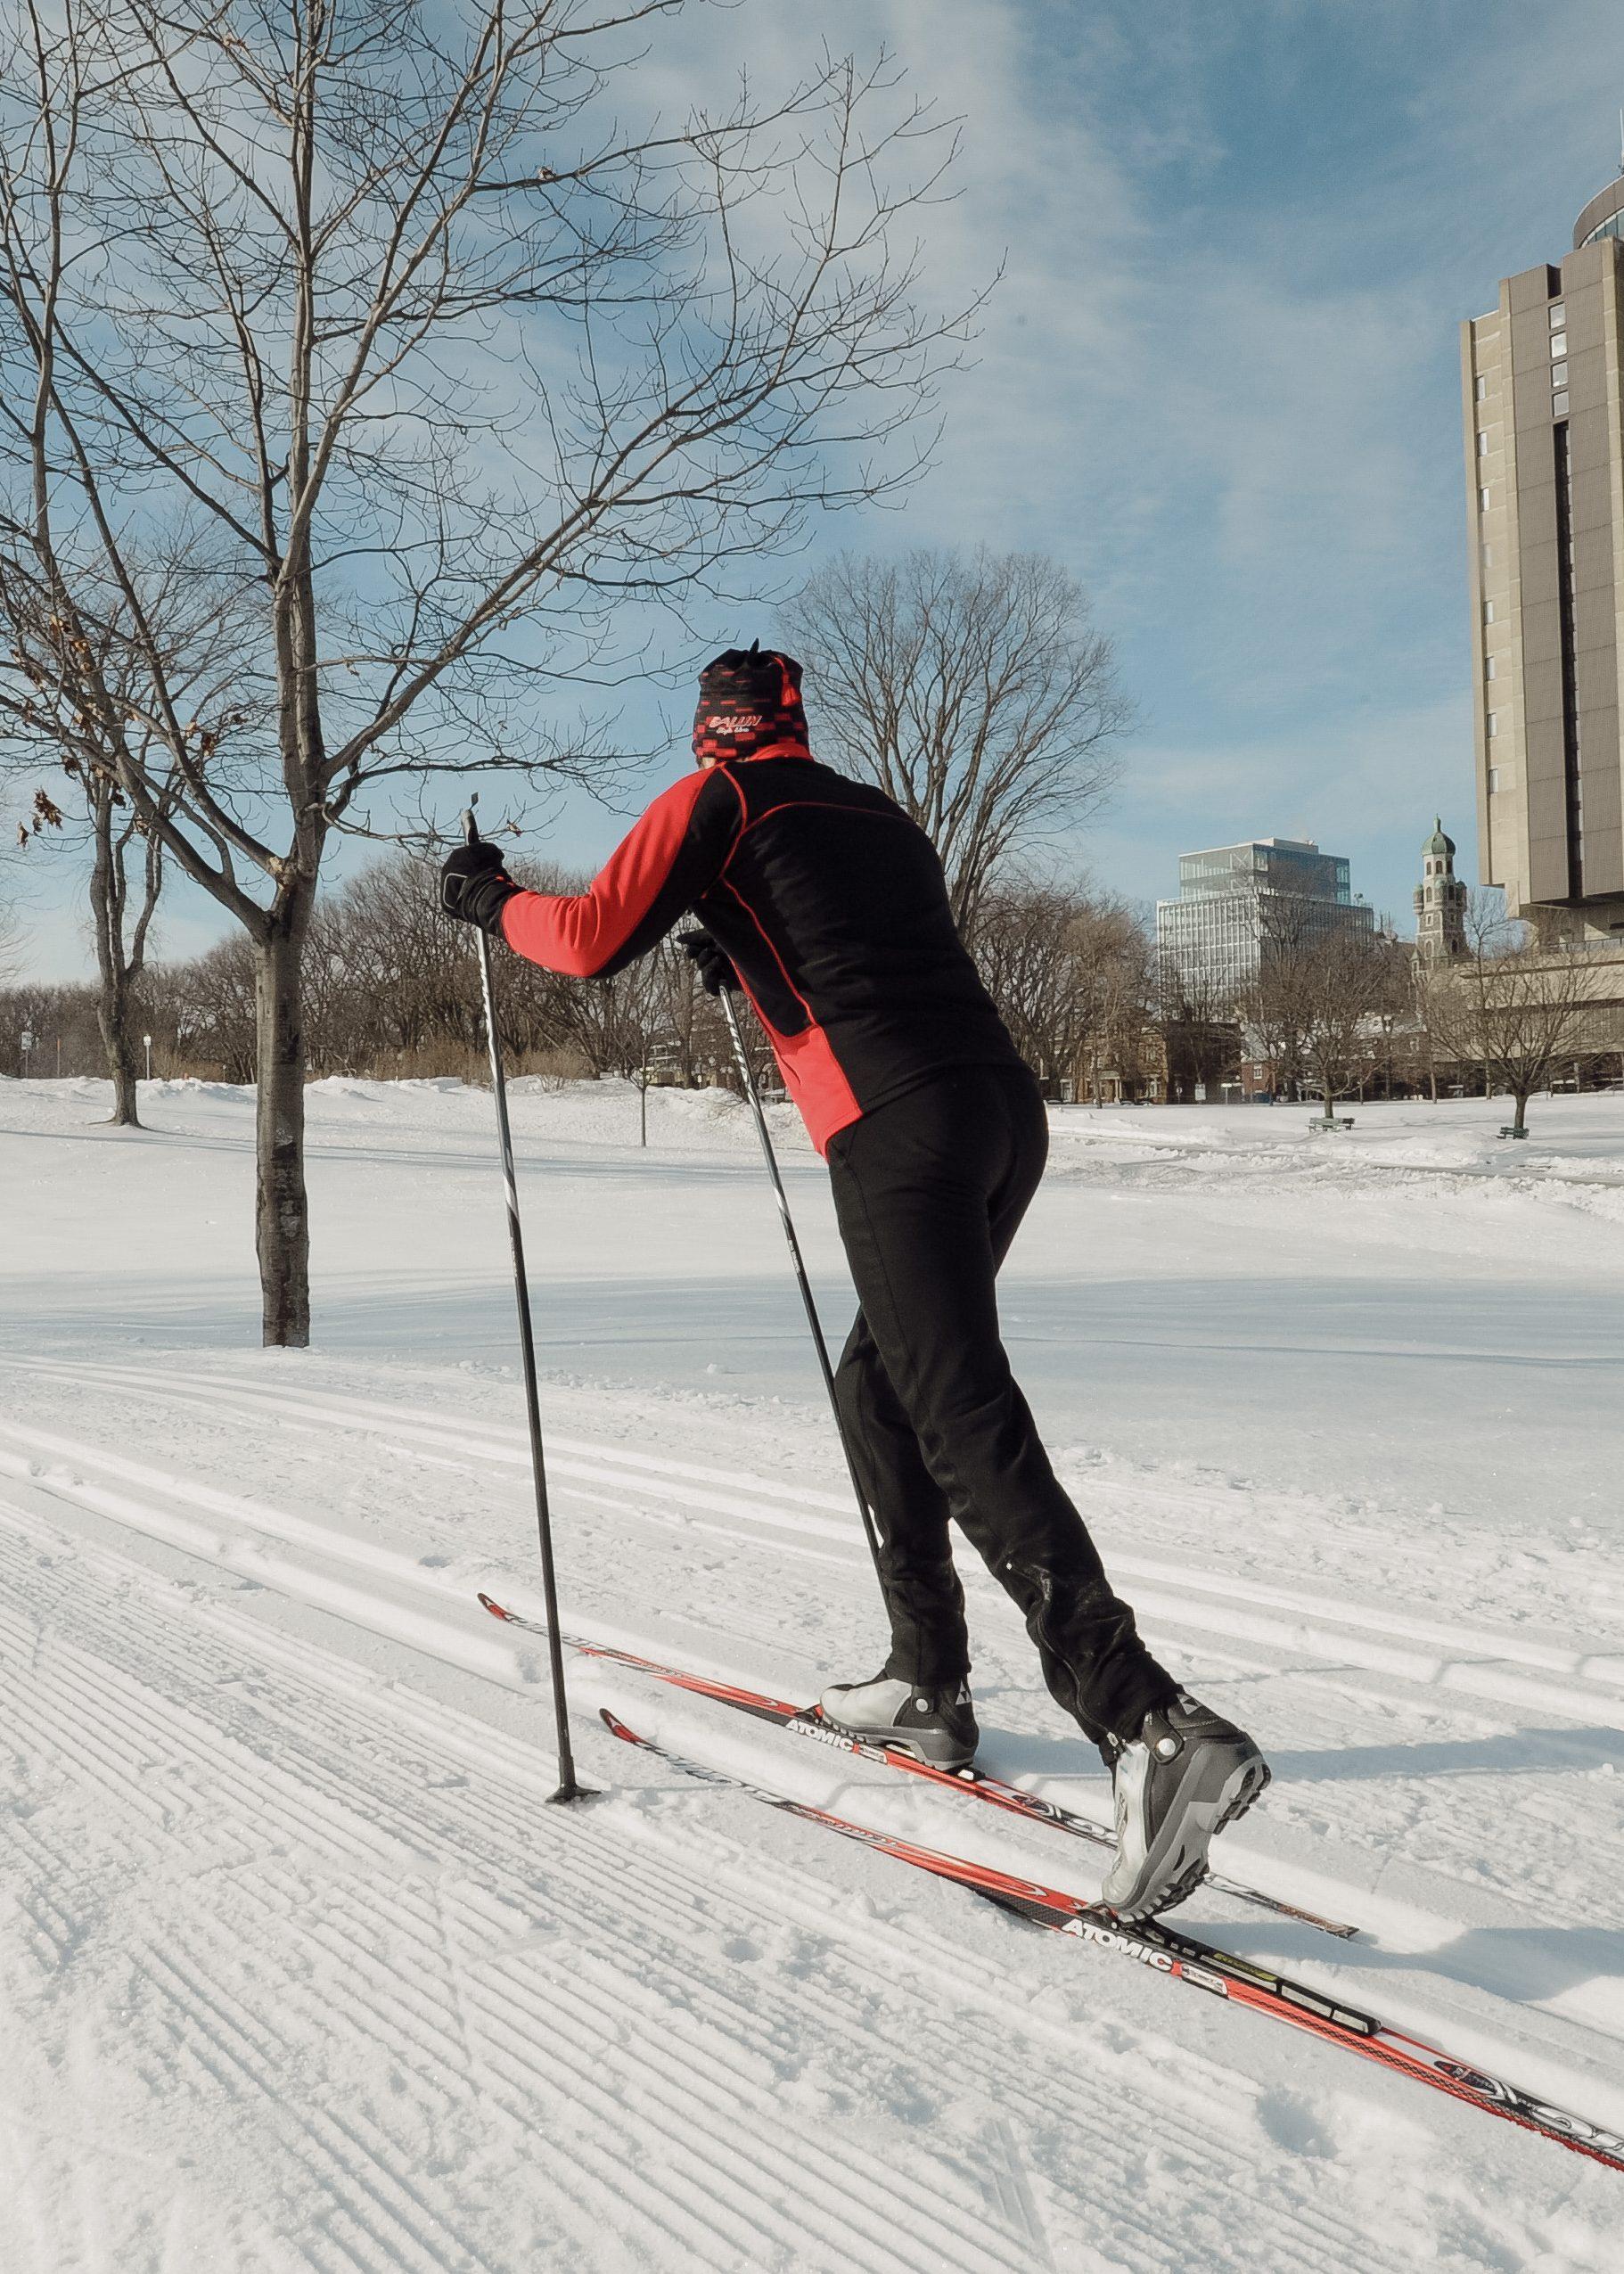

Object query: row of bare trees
[306,854,757,1088]
[1191,889,1619,1123]
[1,856,1155,1094]
[10,848,1620,1139]
[0,852,746,1088]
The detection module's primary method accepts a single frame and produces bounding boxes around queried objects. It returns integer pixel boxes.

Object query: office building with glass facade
[1155,837,1374,1007]
[1462,175,1624,941]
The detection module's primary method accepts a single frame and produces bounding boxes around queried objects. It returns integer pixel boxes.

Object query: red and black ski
[476,1590,1357,1938]
[602,1705,1624,2181]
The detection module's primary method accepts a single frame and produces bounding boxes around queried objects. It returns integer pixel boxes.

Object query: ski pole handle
[461,800,480,847]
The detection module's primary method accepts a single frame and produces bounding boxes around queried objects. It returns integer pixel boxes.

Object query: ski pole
[462,801,589,1803]
[717,986,885,1580]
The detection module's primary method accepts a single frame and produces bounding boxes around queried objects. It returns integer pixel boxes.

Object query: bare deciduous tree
[1234,894,1393,1112]
[0,1,971,1342]
[785,547,1132,932]
[972,881,1091,1092]
[1298,930,1391,1121]
[1077,901,1159,1104]
[972,878,1151,1097]
[650,931,732,1089]
[139,932,260,1083]
[1158,947,1241,1104]
[0,543,252,1121]
[308,852,493,1071]
[1423,898,1599,1135]
[555,936,668,1082]
[1234,897,1315,1101]
[1364,931,1422,1100]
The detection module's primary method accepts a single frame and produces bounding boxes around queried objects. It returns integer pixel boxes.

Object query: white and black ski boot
[1100,1693,1269,1919]
[818,1673,979,1769]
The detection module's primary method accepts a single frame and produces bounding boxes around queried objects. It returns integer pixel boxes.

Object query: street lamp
[143,1032,152,1082]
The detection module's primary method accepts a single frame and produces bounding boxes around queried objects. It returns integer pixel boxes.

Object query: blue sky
[12,0,1624,979]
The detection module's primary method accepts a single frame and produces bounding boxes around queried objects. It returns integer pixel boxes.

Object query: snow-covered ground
[3,1073,1623,2271]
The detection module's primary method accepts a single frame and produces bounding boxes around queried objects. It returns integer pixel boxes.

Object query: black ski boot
[818,1672,979,1769]
[1100,1692,1269,1919]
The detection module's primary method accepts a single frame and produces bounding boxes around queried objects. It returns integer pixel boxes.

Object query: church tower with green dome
[1415,819,1467,960]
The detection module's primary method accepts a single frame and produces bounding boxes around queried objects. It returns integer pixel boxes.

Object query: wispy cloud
[12,0,1624,979]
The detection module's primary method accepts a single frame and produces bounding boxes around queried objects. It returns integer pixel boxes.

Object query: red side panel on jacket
[756,1007,863,1154]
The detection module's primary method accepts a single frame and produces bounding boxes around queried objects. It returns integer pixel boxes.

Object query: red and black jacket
[500,742,1023,1152]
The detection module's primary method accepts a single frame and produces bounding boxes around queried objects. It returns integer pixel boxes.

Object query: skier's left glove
[440,842,520,935]
[677,926,738,996]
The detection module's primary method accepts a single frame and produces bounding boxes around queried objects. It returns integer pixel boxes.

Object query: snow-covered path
[4,1079,1624,2270]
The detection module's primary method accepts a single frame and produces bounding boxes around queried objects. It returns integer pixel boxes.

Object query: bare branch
[784,546,1129,932]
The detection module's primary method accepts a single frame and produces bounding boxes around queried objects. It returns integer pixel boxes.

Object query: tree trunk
[88,792,142,1128]
[255,913,312,1347]
[1512,1088,1530,1136]
[96,986,142,1127]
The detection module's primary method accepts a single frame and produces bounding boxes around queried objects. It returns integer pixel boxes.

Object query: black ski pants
[826,1063,1176,1746]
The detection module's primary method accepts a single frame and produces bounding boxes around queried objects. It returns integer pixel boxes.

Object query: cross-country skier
[439,645,1268,1917]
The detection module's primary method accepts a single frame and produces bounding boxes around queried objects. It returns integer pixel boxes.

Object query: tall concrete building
[1462,175,1624,941]
[1156,837,1374,1006]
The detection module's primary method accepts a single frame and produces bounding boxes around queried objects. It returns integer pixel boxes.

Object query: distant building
[1156,837,1374,1007]
[1414,818,1467,961]
[1462,171,1624,943]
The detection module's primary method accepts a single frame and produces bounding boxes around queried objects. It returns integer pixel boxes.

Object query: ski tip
[478,1592,510,1621]
[599,1708,637,1742]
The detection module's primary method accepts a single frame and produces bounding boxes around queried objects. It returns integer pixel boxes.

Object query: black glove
[441,841,520,933]
[677,926,739,997]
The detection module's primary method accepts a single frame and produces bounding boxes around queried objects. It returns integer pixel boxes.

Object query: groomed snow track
[2,1355,1621,2271]
[1,1483,1355,2274]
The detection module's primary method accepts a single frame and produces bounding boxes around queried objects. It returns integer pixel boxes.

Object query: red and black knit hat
[692,640,808,763]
